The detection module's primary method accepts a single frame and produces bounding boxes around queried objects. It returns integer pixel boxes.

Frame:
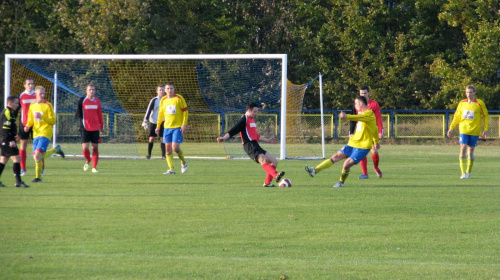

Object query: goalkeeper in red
[216,102,285,187]
[446,85,489,179]
[76,84,104,173]
[305,96,379,188]
[24,86,65,183]
[156,82,188,174]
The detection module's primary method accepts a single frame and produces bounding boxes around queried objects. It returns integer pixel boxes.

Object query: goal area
[4,54,324,159]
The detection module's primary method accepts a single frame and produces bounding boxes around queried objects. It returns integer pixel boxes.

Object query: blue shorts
[339,145,370,164]
[459,134,479,147]
[163,127,183,144]
[33,137,51,153]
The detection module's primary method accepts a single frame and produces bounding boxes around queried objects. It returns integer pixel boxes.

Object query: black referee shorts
[1,142,20,157]
[148,123,164,138]
[18,125,32,140]
[243,141,267,163]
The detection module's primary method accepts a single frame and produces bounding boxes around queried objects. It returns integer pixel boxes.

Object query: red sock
[92,147,99,168]
[360,157,368,175]
[20,150,27,171]
[265,173,273,185]
[83,149,91,163]
[262,163,278,178]
[372,153,380,169]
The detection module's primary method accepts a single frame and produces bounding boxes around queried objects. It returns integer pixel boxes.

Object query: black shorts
[1,142,20,157]
[81,130,100,144]
[149,123,164,138]
[244,141,267,163]
[18,125,32,140]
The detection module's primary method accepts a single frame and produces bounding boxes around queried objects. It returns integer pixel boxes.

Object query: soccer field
[1,145,499,279]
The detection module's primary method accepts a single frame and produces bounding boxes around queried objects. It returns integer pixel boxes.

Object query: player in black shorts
[142,85,166,159]
[0,96,29,187]
[217,102,285,187]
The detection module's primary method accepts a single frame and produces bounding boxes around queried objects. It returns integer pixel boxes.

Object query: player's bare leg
[173,142,187,173]
[465,146,475,178]
[259,153,283,186]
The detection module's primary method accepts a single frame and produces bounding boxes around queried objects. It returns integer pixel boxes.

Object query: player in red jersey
[75,84,104,173]
[349,85,383,179]
[216,102,285,187]
[18,78,36,176]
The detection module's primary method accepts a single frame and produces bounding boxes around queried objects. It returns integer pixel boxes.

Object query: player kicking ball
[217,102,285,187]
[305,96,379,188]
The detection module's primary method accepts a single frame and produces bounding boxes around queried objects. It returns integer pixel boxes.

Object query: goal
[4,54,324,159]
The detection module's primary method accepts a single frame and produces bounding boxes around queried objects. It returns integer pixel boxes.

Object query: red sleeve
[98,99,104,130]
[372,101,383,134]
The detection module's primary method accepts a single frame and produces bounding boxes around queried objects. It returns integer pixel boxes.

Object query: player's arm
[447,103,462,138]
[143,98,155,128]
[346,110,374,122]
[217,116,245,142]
[98,100,104,132]
[259,136,277,144]
[180,96,188,133]
[42,104,56,125]
[25,106,34,131]
[373,102,384,138]
[156,98,165,127]
[479,100,489,138]
[75,97,84,119]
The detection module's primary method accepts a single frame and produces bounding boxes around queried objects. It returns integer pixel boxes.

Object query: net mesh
[8,57,321,159]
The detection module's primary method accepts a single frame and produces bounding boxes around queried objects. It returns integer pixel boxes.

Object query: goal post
[5,54,323,159]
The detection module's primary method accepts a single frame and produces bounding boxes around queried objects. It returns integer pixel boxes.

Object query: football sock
[160,143,166,157]
[372,153,380,170]
[360,157,368,175]
[262,163,278,178]
[339,168,350,183]
[83,149,91,163]
[459,157,466,174]
[92,147,99,168]
[315,158,334,173]
[13,162,21,184]
[148,142,154,156]
[43,148,57,158]
[20,149,26,171]
[466,159,474,174]
[264,173,273,185]
[176,149,186,164]
[35,160,43,179]
[0,162,5,177]
[166,153,174,170]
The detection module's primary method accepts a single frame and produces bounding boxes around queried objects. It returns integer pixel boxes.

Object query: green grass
[1,145,499,280]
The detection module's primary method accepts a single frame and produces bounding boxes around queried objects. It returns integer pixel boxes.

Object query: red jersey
[76,96,103,131]
[19,90,36,126]
[227,115,260,143]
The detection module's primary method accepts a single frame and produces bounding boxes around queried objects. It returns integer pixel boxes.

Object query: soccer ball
[279,178,292,188]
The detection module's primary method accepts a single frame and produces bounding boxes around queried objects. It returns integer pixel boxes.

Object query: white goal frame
[4,54,289,159]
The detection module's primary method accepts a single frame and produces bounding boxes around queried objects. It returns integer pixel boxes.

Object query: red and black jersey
[75,96,103,131]
[227,115,260,144]
[18,90,36,126]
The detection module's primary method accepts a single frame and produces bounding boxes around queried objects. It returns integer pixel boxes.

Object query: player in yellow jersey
[156,82,188,174]
[305,96,380,188]
[446,85,489,179]
[24,86,65,183]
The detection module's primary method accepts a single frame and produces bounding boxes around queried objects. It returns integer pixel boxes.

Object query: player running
[217,102,285,187]
[24,86,65,183]
[349,85,383,179]
[305,96,379,188]
[446,85,489,179]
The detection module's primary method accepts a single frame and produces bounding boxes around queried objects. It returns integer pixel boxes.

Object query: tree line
[1,0,499,110]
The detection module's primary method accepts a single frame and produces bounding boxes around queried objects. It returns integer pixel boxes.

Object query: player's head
[465,85,476,100]
[165,82,175,97]
[24,78,34,92]
[246,102,260,118]
[86,84,96,98]
[157,85,165,97]
[354,96,368,111]
[35,86,46,102]
[7,95,20,110]
[359,85,370,99]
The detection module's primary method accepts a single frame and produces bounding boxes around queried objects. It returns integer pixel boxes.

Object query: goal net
[4,54,323,159]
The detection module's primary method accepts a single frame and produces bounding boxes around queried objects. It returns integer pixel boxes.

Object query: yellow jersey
[346,109,379,150]
[449,99,488,136]
[157,94,188,129]
[26,101,56,139]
